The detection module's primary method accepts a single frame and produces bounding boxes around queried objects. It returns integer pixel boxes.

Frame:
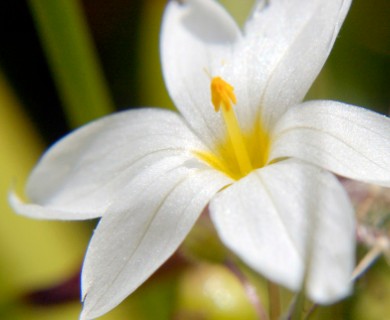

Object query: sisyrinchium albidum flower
[10,0,390,318]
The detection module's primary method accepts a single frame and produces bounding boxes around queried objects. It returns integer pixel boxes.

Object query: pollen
[211,76,237,112]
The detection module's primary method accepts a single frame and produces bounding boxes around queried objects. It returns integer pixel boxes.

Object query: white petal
[210,159,355,303]
[80,160,231,319]
[161,0,241,147]
[242,0,351,129]
[271,101,390,187]
[11,108,208,220]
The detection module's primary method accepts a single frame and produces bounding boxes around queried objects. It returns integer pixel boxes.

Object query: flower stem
[352,243,384,280]
[268,281,281,320]
[286,291,305,320]
[226,260,269,320]
[303,303,318,320]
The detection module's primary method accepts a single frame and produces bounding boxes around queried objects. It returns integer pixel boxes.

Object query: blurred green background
[0,0,389,319]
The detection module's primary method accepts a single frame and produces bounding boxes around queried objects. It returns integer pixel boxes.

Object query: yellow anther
[210,76,252,176]
[211,76,237,112]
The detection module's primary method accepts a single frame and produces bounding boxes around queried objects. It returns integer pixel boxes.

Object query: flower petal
[161,0,241,147]
[80,160,231,319]
[10,108,209,220]
[271,101,390,187]
[209,159,355,303]
[243,0,351,129]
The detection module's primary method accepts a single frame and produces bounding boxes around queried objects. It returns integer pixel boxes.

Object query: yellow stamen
[210,77,253,176]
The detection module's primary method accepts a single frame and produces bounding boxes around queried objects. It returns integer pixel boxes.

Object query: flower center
[196,76,271,180]
[210,77,253,176]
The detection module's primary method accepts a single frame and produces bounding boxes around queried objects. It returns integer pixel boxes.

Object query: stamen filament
[211,77,253,176]
[221,101,253,175]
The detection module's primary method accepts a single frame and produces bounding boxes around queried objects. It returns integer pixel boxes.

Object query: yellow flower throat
[196,76,270,180]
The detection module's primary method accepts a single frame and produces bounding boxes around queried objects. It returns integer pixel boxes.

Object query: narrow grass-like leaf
[29,0,114,127]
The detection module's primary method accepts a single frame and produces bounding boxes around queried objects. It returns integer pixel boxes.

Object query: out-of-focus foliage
[0,71,87,319]
[307,0,390,114]
[29,0,114,128]
[351,258,390,320]
[175,263,258,320]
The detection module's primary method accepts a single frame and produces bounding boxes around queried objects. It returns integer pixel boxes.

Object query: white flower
[10,0,390,319]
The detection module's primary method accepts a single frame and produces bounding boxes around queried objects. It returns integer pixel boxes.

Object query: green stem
[29,0,114,128]
[227,260,269,320]
[288,291,305,320]
[268,281,281,320]
[303,303,318,320]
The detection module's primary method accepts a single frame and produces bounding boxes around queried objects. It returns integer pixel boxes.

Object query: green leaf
[29,0,114,127]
